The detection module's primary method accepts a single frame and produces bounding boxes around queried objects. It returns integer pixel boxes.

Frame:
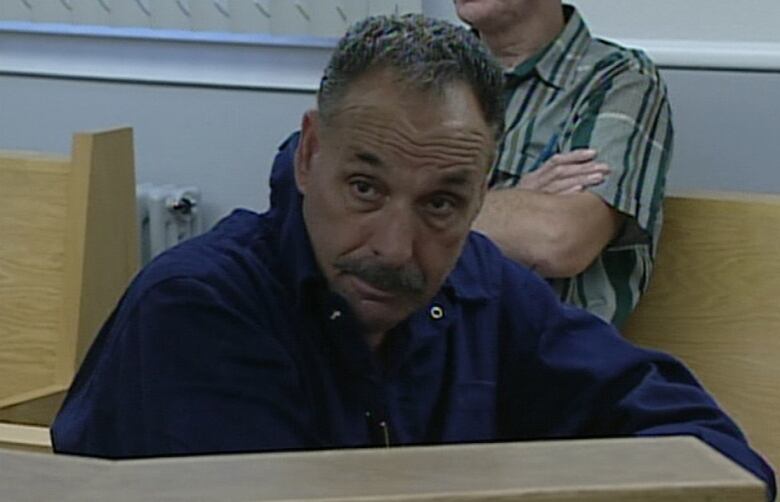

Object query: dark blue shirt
[52,134,775,498]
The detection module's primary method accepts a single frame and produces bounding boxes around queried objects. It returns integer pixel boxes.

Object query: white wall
[660,69,780,194]
[0,1,422,36]
[568,0,780,44]
[568,0,780,71]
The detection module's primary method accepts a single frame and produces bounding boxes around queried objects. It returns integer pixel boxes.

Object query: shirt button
[429,305,444,320]
[329,310,342,321]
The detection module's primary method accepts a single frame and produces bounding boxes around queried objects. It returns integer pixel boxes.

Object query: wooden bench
[624,191,780,471]
[0,437,768,501]
[0,128,138,428]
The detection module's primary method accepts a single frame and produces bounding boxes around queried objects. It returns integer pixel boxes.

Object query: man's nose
[369,207,415,266]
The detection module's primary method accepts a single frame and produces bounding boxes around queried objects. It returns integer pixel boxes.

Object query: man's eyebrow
[351,151,480,187]
[354,151,384,167]
[439,169,479,187]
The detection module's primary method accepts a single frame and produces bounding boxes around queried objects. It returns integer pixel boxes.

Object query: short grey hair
[318,14,505,137]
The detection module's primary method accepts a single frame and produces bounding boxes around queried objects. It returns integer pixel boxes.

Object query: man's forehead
[329,112,493,169]
[326,100,492,156]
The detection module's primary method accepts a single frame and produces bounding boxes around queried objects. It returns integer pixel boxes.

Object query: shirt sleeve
[563,57,674,239]
[499,263,776,500]
[52,276,316,458]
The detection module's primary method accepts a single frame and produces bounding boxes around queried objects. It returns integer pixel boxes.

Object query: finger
[546,171,607,193]
[551,162,610,180]
[559,184,584,195]
[525,161,608,191]
[544,178,583,193]
[533,157,582,179]
[519,168,556,191]
[541,156,605,177]
[571,171,608,188]
[546,149,597,166]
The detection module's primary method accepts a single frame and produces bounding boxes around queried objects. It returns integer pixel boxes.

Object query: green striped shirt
[489,6,674,327]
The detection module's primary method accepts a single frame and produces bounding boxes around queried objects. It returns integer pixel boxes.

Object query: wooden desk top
[0,436,766,501]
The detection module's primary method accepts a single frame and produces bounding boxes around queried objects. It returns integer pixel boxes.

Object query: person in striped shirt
[454,1,673,327]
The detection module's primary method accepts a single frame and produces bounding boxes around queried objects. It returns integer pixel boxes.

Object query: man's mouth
[347,274,397,302]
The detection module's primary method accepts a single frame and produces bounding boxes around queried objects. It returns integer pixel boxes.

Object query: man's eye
[427,196,456,216]
[350,180,380,201]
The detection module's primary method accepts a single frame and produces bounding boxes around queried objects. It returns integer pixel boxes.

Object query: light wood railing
[624,191,780,471]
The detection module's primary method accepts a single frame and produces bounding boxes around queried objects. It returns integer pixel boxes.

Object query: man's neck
[366,330,386,353]
[480,4,565,70]
[367,330,395,371]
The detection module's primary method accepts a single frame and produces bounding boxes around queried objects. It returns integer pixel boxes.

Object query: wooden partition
[0,128,138,427]
[0,437,768,501]
[624,192,780,471]
[0,423,52,454]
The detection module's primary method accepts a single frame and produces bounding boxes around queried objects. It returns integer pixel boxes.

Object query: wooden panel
[69,128,139,370]
[0,128,138,427]
[624,192,780,470]
[0,390,66,427]
[0,155,71,403]
[0,437,766,501]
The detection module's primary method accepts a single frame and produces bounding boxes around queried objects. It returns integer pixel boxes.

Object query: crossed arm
[474,64,673,278]
[473,149,623,278]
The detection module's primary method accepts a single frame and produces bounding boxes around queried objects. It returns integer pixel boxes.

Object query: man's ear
[294,109,321,195]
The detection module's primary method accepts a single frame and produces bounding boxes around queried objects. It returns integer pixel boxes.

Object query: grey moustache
[334,257,426,296]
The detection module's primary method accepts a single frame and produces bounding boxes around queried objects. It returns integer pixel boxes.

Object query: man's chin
[350,298,409,335]
[332,275,429,333]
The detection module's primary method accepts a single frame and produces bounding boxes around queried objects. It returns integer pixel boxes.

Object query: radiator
[136,183,203,265]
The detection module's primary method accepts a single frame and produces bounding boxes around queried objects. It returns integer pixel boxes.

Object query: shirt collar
[506,4,592,90]
[268,132,496,307]
[442,233,500,302]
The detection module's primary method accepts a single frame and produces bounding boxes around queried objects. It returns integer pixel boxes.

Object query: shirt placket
[319,295,391,447]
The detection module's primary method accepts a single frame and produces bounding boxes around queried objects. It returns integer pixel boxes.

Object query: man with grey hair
[52,15,774,498]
